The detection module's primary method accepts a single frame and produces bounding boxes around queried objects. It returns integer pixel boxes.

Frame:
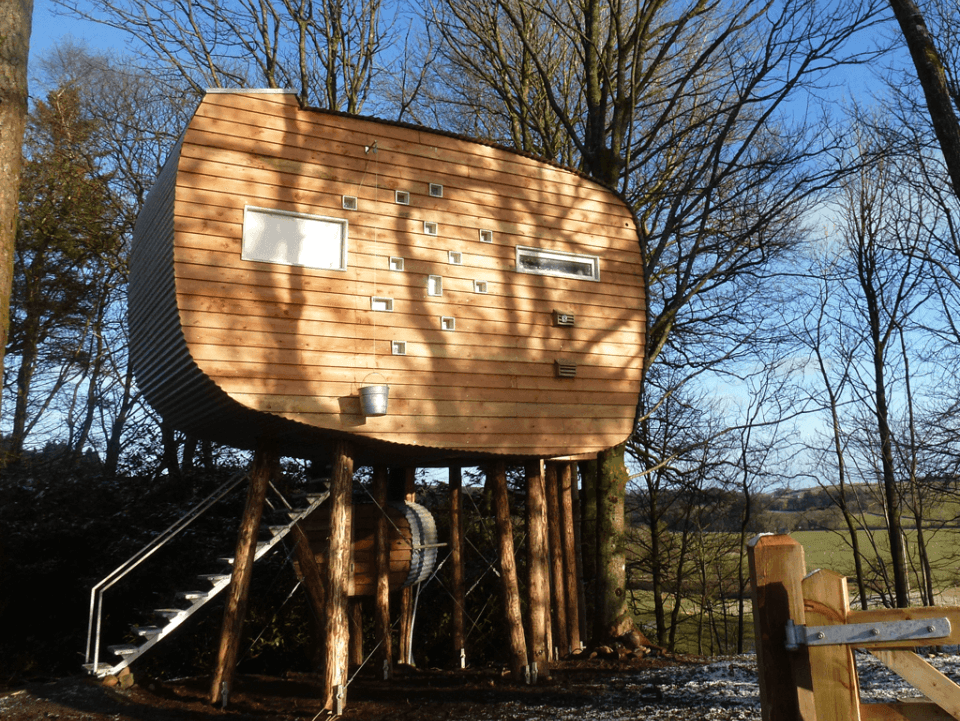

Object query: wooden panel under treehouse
[129,89,646,463]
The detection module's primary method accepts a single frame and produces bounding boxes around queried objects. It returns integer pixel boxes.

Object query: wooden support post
[559,462,581,651]
[292,521,327,665]
[449,465,466,666]
[323,439,354,712]
[372,465,392,679]
[802,569,861,721]
[349,599,364,666]
[525,460,550,679]
[490,461,528,680]
[209,441,278,705]
[747,534,816,721]
[544,462,568,656]
[398,467,416,666]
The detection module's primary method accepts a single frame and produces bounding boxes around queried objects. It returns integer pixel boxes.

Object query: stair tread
[134,626,161,637]
[108,644,140,655]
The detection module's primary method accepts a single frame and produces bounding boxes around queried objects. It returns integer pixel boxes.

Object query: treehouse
[129,89,646,465]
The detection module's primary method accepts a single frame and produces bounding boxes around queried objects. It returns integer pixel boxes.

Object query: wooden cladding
[130,89,646,461]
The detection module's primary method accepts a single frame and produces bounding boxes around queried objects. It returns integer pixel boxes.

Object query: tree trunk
[449,465,465,665]
[323,439,354,712]
[490,461,528,680]
[373,465,392,678]
[887,0,960,200]
[577,459,598,639]
[558,462,581,651]
[209,442,278,705]
[596,443,633,642]
[544,462,568,655]
[525,461,550,679]
[0,0,33,418]
[349,599,363,666]
[397,467,416,665]
[292,521,327,665]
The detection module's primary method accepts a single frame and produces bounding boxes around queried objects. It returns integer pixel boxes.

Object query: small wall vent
[342,196,358,211]
[429,183,443,198]
[555,360,577,378]
[553,310,576,327]
[395,190,410,205]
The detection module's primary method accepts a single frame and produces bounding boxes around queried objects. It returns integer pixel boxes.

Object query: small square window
[395,190,410,205]
[448,251,462,265]
[342,196,358,211]
[429,183,443,198]
[441,316,456,331]
[480,229,493,243]
[427,275,443,296]
[474,280,488,294]
[389,257,404,271]
[392,341,407,356]
[424,221,438,236]
[371,297,394,312]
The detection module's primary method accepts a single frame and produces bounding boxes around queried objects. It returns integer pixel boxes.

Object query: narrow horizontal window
[242,206,347,271]
[371,297,394,312]
[516,246,599,281]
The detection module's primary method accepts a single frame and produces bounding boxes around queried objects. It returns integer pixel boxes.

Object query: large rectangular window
[516,246,599,281]
[242,206,348,271]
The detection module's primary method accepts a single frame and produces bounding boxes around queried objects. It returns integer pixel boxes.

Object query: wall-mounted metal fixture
[395,190,410,205]
[392,341,407,356]
[553,310,576,327]
[427,275,443,296]
[441,317,456,331]
[448,251,462,265]
[389,257,404,271]
[480,229,493,243]
[555,360,577,378]
[424,221,438,236]
[371,297,394,312]
[342,196,358,211]
[429,183,443,198]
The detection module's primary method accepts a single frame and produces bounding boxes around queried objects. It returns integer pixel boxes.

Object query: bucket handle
[361,372,388,387]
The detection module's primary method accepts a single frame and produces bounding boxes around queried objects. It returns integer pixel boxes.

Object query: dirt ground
[0,654,733,721]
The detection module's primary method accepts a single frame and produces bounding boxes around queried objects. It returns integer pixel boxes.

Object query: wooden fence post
[802,569,860,721]
[747,534,816,721]
[209,440,278,705]
[323,439,354,712]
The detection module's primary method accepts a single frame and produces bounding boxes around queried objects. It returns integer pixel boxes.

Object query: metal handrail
[84,468,250,672]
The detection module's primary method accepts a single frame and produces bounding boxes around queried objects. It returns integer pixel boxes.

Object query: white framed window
[427,275,443,296]
[242,206,348,271]
[474,280,488,294]
[389,257,405,271]
[371,297,394,312]
[342,196,358,211]
[441,316,456,331]
[429,183,443,198]
[515,245,599,281]
[448,251,462,265]
[392,340,407,355]
[479,229,493,243]
[395,190,410,205]
[424,221,438,236]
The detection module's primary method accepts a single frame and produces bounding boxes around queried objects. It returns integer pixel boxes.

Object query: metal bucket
[359,384,389,416]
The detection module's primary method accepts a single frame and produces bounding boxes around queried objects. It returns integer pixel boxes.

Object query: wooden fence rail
[748,534,960,721]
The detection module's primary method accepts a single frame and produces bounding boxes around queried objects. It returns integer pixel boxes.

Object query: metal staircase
[83,470,328,678]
